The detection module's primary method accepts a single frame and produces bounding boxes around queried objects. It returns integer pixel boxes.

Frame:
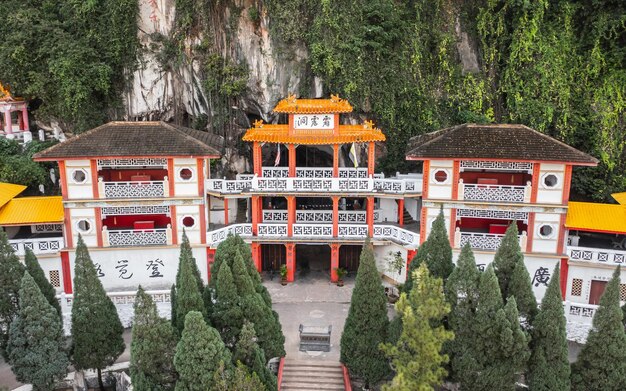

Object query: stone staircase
[280,359,346,390]
[402,206,416,225]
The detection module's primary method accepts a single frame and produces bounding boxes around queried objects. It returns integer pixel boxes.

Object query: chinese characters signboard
[293,114,334,130]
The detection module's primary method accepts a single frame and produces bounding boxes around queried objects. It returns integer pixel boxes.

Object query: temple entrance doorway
[261,244,286,273]
[296,244,331,279]
[340,245,362,274]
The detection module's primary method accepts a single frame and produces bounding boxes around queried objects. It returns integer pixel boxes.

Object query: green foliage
[0,230,25,359]
[212,261,243,347]
[24,249,61,317]
[340,238,390,387]
[234,321,277,391]
[381,264,453,390]
[0,138,58,195]
[240,293,285,360]
[212,361,267,391]
[0,0,139,132]
[174,311,232,391]
[232,250,255,296]
[7,272,68,391]
[528,265,570,391]
[70,235,125,387]
[130,286,177,391]
[571,266,626,390]
[174,244,207,336]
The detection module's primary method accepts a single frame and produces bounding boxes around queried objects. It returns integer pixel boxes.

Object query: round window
[434,170,448,183]
[182,216,196,228]
[543,174,558,188]
[179,168,193,181]
[77,219,91,233]
[72,169,87,184]
[539,224,554,238]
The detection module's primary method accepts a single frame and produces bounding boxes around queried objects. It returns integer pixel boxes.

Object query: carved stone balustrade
[103,225,171,247]
[99,178,169,198]
[567,246,626,265]
[458,180,531,203]
[454,228,527,251]
[9,236,64,256]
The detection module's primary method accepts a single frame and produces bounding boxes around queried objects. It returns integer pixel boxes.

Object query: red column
[61,251,72,294]
[531,163,541,203]
[367,142,375,176]
[258,197,264,224]
[449,209,457,248]
[288,144,296,177]
[560,257,569,299]
[171,206,178,245]
[330,244,340,282]
[451,160,460,200]
[287,196,295,236]
[407,249,417,267]
[285,243,296,282]
[94,208,103,247]
[199,204,207,244]
[253,142,262,176]
[21,107,29,131]
[397,199,405,227]
[206,248,216,281]
[90,160,99,199]
[223,198,229,226]
[251,243,262,272]
[167,159,175,197]
[419,207,428,244]
[4,111,12,134]
[252,196,259,235]
[333,144,339,177]
[332,197,339,237]
[366,197,374,236]
[526,212,535,253]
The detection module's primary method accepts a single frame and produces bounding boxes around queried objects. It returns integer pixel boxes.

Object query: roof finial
[253,119,264,128]
[330,94,342,103]
[287,94,297,103]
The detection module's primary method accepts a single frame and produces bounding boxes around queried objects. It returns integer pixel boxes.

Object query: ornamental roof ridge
[273,94,353,114]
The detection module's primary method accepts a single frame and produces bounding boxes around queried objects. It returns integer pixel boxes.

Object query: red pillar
[206,248,216,281]
[366,197,374,236]
[170,206,178,245]
[332,197,339,237]
[223,198,229,226]
[253,142,262,176]
[560,257,569,299]
[251,243,262,272]
[61,251,72,294]
[288,144,296,177]
[252,196,259,235]
[367,142,375,176]
[21,107,29,131]
[285,243,296,282]
[333,144,339,177]
[397,199,404,227]
[287,196,295,236]
[330,244,340,282]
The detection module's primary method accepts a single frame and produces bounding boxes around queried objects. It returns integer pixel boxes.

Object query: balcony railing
[262,209,380,224]
[458,180,531,203]
[262,167,379,179]
[564,301,596,326]
[567,246,626,265]
[9,237,64,256]
[206,223,420,248]
[206,175,422,195]
[454,229,527,251]
[103,226,171,247]
[99,178,169,198]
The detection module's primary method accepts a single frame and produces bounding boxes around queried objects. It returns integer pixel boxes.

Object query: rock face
[124,0,310,124]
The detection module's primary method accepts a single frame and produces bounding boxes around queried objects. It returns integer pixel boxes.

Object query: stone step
[281,381,345,390]
[283,365,343,373]
[284,359,342,367]
[281,374,344,384]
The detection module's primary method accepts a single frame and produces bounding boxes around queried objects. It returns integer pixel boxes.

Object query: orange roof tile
[242,123,386,145]
[0,182,26,208]
[0,196,63,226]
[273,94,353,114]
[566,201,626,235]
[611,192,626,205]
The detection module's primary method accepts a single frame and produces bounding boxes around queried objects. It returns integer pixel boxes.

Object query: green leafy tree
[340,238,389,387]
[405,208,453,293]
[212,361,267,391]
[571,266,626,390]
[130,286,177,391]
[7,272,68,391]
[493,222,537,321]
[174,246,207,335]
[24,249,61,316]
[528,265,570,391]
[70,235,124,390]
[174,311,232,391]
[381,263,454,390]
[234,320,277,391]
[0,230,25,358]
[212,261,243,347]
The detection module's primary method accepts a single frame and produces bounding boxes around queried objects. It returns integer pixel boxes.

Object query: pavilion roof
[566,201,626,235]
[406,123,598,165]
[611,192,626,205]
[0,196,63,226]
[273,94,353,114]
[0,182,26,209]
[242,122,386,145]
[33,121,223,160]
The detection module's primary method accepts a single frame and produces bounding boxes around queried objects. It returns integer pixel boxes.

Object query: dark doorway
[296,244,330,275]
[261,244,285,272]
[588,280,608,305]
[340,245,362,272]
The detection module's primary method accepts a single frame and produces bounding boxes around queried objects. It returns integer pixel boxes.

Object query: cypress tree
[24,248,61,317]
[209,234,241,290]
[170,284,176,328]
[174,311,232,391]
[340,238,389,387]
[232,249,256,296]
[71,235,124,390]
[404,208,453,293]
[240,293,285,360]
[212,361,267,391]
[174,248,207,335]
[7,272,68,391]
[381,263,454,390]
[528,264,570,391]
[508,260,538,322]
[212,261,244,347]
[571,267,626,391]
[130,286,177,391]
[234,320,277,391]
[0,230,25,358]
[176,231,204,293]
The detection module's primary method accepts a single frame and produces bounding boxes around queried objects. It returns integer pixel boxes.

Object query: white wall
[531,212,562,254]
[172,158,199,197]
[374,243,408,284]
[427,160,454,200]
[69,207,98,247]
[422,206,451,240]
[65,160,94,199]
[404,198,421,222]
[536,163,566,204]
[208,196,238,225]
[377,199,398,223]
[566,263,626,304]
[176,204,203,243]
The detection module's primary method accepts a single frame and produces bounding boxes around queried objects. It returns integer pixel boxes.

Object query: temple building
[0,83,32,142]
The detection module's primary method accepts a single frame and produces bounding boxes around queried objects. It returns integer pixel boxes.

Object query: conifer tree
[24,249,61,317]
[174,248,207,335]
[176,231,204,293]
[71,235,124,390]
[404,208,453,293]
[130,286,177,391]
[240,293,285,360]
[571,267,626,391]
[212,361,267,391]
[508,259,538,322]
[0,230,25,358]
[234,320,277,391]
[212,261,243,347]
[381,263,454,390]
[528,265,570,391]
[209,234,242,290]
[232,249,256,296]
[7,272,68,391]
[174,311,232,391]
[170,284,176,328]
[340,238,389,387]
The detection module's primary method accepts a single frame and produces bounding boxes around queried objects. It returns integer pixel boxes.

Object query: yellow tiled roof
[273,94,353,114]
[612,192,626,205]
[566,201,626,234]
[243,123,386,145]
[0,196,64,226]
[0,182,26,209]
